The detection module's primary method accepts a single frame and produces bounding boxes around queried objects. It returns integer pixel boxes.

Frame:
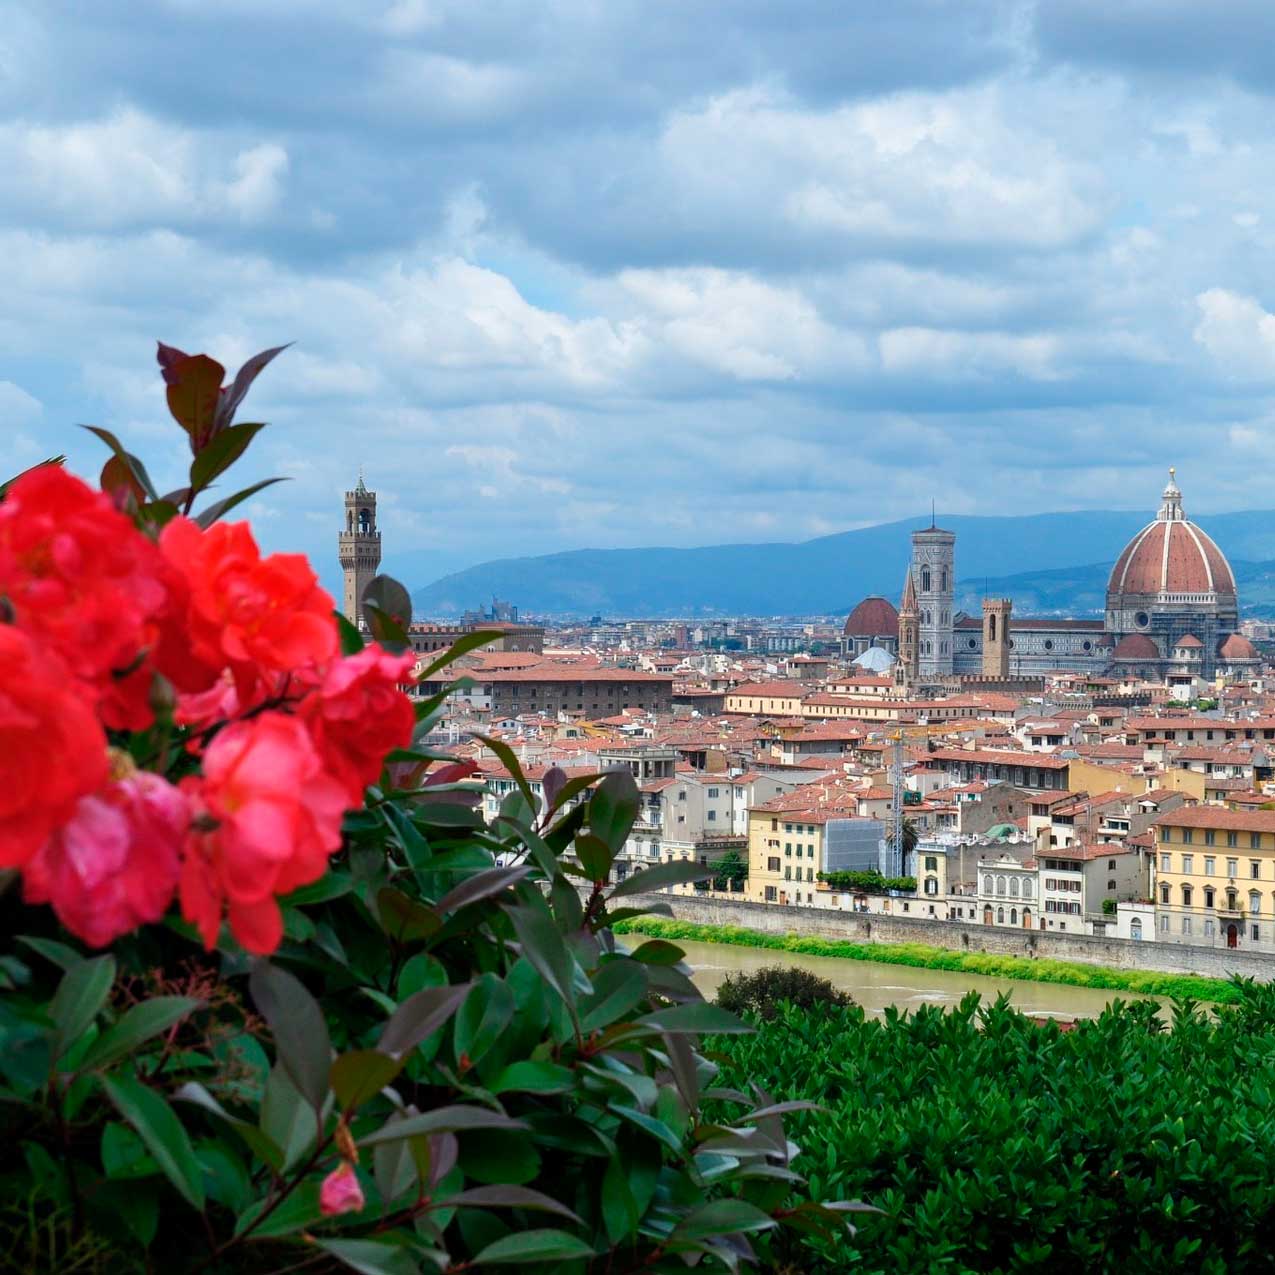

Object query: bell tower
[896,566,919,690]
[339,475,381,625]
[982,598,1012,678]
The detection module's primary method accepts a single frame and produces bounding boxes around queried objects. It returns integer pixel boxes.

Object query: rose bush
[0,343,860,1274]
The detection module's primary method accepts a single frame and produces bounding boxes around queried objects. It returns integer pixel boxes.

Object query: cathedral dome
[1107,471,1236,600]
[843,595,899,638]
[1220,633,1259,661]
[1112,633,1159,660]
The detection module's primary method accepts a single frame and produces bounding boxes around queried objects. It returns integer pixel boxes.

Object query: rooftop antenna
[931,498,936,529]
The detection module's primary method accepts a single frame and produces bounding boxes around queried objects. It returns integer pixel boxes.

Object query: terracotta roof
[727,682,807,699]
[1108,518,1236,598]
[930,747,1070,770]
[1221,633,1260,660]
[843,596,899,638]
[1153,806,1275,832]
[1112,633,1159,660]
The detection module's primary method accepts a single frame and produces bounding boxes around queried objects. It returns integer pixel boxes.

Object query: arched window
[1009,877,1019,898]
[1023,879,1034,899]
[988,614,997,642]
[996,876,1006,896]
[941,569,948,592]
[997,907,1004,924]
[983,875,993,895]
[1130,918,1142,941]
[1010,908,1017,925]
[922,567,932,592]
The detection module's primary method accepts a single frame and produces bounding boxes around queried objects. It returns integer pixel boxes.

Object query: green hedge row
[614,916,1242,1003]
[712,988,1275,1271]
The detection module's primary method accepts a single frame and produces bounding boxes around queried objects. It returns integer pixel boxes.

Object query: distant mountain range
[408,509,1275,619]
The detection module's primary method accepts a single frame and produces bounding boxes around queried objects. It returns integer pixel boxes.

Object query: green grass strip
[615,916,1242,1004]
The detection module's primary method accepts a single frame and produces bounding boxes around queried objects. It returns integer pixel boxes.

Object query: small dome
[1175,634,1203,649]
[1113,633,1159,660]
[852,646,897,673]
[843,596,899,638]
[1220,633,1260,661]
[1107,472,1236,599]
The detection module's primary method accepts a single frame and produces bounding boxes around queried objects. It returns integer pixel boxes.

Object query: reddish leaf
[213,344,289,432]
[100,455,145,505]
[165,353,225,452]
[156,341,192,385]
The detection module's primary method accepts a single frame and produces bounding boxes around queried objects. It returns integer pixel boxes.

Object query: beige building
[1152,807,1275,950]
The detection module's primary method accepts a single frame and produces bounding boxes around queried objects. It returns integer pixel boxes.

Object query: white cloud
[1193,287,1275,378]
[0,380,43,426]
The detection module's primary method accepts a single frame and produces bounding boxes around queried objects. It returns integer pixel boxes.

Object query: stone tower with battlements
[912,521,955,679]
[339,476,381,626]
[982,597,1012,678]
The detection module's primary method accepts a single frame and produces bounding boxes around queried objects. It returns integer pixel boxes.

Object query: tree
[713,847,749,891]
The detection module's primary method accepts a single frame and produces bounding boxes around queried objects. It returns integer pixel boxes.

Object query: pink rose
[319,1163,365,1217]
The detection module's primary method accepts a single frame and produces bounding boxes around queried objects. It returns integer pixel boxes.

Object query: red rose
[179,712,347,954]
[0,627,109,868]
[301,645,417,802]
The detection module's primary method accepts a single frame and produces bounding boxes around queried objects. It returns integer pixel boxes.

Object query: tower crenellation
[338,475,381,625]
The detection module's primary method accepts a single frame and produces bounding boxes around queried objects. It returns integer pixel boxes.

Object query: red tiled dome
[1108,474,1236,600]
[1175,634,1203,649]
[843,596,899,638]
[1220,633,1259,661]
[1112,633,1159,660]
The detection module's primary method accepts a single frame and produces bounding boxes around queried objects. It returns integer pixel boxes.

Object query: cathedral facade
[844,473,1253,685]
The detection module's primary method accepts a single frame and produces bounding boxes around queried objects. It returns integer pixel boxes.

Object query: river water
[678,938,1170,1022]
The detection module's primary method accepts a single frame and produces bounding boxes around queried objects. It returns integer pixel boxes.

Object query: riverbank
[616,916,1241,1003]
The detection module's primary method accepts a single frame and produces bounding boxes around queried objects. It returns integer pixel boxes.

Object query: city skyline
[6,2,1275,587]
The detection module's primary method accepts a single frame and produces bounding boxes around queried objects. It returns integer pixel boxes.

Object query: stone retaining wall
[627,893,1275,982]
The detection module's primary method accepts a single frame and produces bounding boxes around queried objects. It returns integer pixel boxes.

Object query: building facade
[912,524,956,679]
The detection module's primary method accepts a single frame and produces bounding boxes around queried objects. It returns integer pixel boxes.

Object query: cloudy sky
[6,1,1275,594]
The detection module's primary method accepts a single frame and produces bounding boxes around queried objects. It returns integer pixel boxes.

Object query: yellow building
[724,681,804,716]
[1152,807,1275,950]
[747,803,835,906]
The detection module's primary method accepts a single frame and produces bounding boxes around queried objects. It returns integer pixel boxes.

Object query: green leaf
[378,982,469,1060]
[17,935,84,972]
[602,1156,638,1245]
[336,610,366,656]
[189,421,265,492]
[260,1064,319,1172]
[358,1105,525,1148]
[49,954,115,1062]
[377,886,442,943]
[173,1082,284,1171]
[504,900,579,1014]
[101,1073,205,1210]
[573,833,615,882]
[489,1060,576,1095]
[608,860,714,899]
[434,866,530,915]
[474,1228,595,1265]
[588,770,639,853]
[608,1105,684,1155]
[331,1050,403,1112]
[628,940,687,965]
[580,960,648,1033]
[454,974,514,1068]
[670,1198,778,1243]
[474,734,538,816]
[312,1238,420,1275]
[416,630,498,682]
[79,996,202,1072]
[194,476,289,528]
[441,1185,582,1225]
[101,1122,158,1180]
[249,960,331,1109]
[234,1180,325,1238]
[636,1003,751,1035]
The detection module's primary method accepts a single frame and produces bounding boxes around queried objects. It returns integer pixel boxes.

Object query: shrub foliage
[715,966,853,1021]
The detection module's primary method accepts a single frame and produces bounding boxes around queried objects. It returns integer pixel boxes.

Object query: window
[1107,879,1117,890]
[1251,892,1263,915]
[784,844,791,857]
[1254,925,1262,942]
[1182,885,1193,907]
[1204,919,1215,937]
[1228,859,1239,877]
[1205,857,1215,877]
[1227,832,1238,848]
[1205,887,1215,908]
[1182,916,1192,935]
[1023,879,1034,899]
[707,787,720,798]
[678,790,687,801]
[1205,830,1216,847]
[983,875,993,894]
[767,857,780,872]
[997,907,1004,924]
[1160,915,1169,932]
[925,856,938,871]
[707,810,717,822]
[996,876,1006,896]
[1182,855,1193,874]
[1160,884,1170,904]
[1160,853,1171,872]
[784,867,791,880]
[1009,878,1019,898]
[1252,833,1263,850]
[1130,917,1142,940]
[764,886,777,902]
[1253,862,1263,880]
[1183,829,1194,845]
[1108,860,1117,871]
[806,868,814,882]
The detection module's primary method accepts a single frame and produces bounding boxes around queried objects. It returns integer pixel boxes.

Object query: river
[678,938,1171,1021]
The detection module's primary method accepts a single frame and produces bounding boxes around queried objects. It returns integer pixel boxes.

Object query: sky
[6,1,1275,597]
